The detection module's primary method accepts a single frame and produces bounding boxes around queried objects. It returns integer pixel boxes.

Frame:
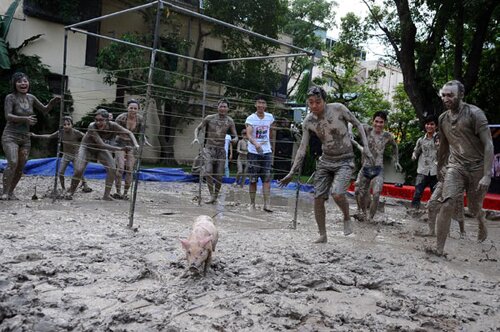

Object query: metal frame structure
[57,0,314,227]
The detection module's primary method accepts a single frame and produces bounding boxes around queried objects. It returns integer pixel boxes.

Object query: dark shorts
[2,132,31,150]
[203,146,226,176]
[248,152,272,183]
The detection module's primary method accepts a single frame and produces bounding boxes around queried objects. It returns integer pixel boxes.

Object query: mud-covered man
[65,109,139,201]
[355,111,402,223]
[192,99,238,204]
[279,86,373,243]
[434,80,493,255]
[410,116,439,209]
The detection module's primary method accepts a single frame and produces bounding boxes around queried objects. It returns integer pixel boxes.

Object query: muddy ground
[0,176,499,331]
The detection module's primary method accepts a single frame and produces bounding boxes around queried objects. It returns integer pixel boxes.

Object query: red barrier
[349,183,500,211]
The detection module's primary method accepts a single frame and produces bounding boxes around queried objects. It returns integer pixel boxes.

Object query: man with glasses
[65,109,139,201]
[279,86,373,243]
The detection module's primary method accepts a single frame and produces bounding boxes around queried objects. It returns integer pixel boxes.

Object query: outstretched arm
[32,94,60,115]
[31,131,58,139]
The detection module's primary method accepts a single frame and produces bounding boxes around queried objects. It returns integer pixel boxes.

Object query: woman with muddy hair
[112,99,149,200]
[2,72,60,200]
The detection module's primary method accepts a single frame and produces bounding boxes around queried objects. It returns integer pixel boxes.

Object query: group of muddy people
[2,72,142,202]
[1,72,494,256]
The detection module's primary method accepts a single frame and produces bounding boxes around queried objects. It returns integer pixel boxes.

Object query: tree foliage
[362,0,500,123]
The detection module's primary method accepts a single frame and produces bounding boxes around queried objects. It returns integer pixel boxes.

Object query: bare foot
[477,225,487,242]
[343,219,353,236]
[263,206,273,213]
[102,195,114,201]
[248,204,256,211]
[204,197,217,204]
[313,234,327,243]
[425,247,446,257]
[111,193,123,200]
[81,186,93,193]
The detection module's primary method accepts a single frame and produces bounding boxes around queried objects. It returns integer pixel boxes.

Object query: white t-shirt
[245,112,274,154]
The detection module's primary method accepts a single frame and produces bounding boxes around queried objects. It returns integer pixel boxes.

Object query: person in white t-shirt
[224,134,232,178]
[245,95,276,212]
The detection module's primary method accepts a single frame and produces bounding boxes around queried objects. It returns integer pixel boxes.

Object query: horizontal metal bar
[208,52,309,64]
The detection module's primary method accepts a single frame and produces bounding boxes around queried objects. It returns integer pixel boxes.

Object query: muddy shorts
[202,146,226,176]
[357,165,384,197]
[441,167,487,216]
[247,152,272,183]
[2,132,31,150]
[428,181,464,220]
[314,157,354,199]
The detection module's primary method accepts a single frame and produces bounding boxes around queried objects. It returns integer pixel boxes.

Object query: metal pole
[52,29,69,202]
[197,63,208,206]
[208,52,309,64]
[128,0,163,228]
[65,1,157,29]
[291,54,315,229]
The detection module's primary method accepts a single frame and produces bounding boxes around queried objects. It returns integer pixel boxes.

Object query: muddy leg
[369,194,380,222]
[436,198,455,255]
[249,182,257,209]
[313,197,327,243]
[114,150,125,197]
[477,210,487,242]
[58,158,70,191]
[6,147,29,199]
[427,199,441,236]
[1,141,20,199]
[99,151,116,201]
[263,181,272,212]
[333,193,352,235]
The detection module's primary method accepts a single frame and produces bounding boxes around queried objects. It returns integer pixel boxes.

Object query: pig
[180,215,218,275]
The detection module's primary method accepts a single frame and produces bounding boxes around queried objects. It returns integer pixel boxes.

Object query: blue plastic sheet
[0,157,315,192]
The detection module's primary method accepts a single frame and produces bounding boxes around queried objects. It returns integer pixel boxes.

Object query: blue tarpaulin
[0,157,315,192]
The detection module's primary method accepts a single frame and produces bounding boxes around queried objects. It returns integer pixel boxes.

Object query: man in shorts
[434,80,493,255]
[192,99,238,204]
[355,111,402,223]
[245,95,276,212]
[279,86,373,243]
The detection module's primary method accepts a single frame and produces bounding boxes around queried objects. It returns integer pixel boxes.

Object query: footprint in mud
[13,252,45,262]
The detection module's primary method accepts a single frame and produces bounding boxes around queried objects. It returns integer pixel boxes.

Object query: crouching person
[65,109,139,201]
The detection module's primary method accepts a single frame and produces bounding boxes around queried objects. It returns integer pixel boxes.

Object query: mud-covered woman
[2,72,60,200]
[113,99,150,199]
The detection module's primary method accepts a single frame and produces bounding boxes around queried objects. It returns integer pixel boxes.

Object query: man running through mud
[433,80,493,256]
[192,99,238,204]
[65,109,139,201]
[279,86,373,243]
[355,111,402,223]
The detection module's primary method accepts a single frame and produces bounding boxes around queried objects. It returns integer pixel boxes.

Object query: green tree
[362,0,500,123]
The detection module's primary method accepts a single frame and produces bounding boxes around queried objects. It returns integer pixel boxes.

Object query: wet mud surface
[1,176,499,331]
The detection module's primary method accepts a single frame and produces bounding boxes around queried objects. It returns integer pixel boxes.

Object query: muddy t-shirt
[302,103,358,160]
[201,114,235,148]
[362,125,395,167]
[439,103,489,171]
[3,93,40,136]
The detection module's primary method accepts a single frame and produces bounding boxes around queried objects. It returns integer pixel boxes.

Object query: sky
[329,0,386,60]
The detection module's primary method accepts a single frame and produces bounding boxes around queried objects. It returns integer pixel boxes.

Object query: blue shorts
[247,152,272,183]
